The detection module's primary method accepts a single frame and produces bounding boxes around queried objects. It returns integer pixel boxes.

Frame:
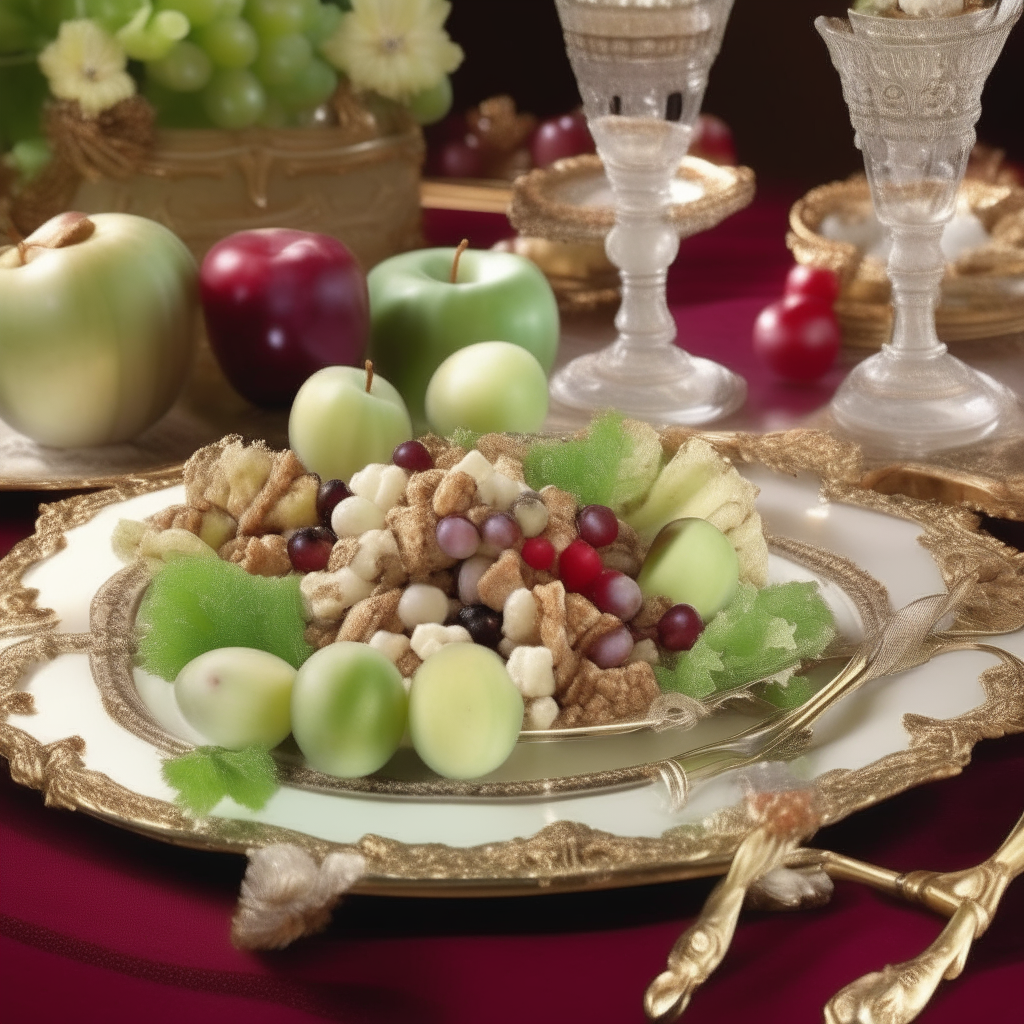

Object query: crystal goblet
[549,0,746,426]
[817,0,1023,455]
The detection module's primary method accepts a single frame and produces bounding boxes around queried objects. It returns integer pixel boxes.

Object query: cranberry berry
[316,478,352,526]
[393,439,434,471]
[521,536,555,571]
[576,504,619,547]
[657,604,704,652]
[558,539,603,593]
[287,525,335,573]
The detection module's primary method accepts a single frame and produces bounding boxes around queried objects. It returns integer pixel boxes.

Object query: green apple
[636,518,740,620]
[288,362,413,482]
[174,647,295,750]
[367,247,559,428]
[291,641,408,778]
[408,643,524,779]
[0,211,197,448]
[424,340,549,435]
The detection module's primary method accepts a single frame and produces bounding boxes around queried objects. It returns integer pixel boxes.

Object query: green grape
[86,0,146,33]
[408,76,452,126]
[246,0,307,38]
[117,6,190,61]
[203,67,265,128]
[270,55,335,109]
[197,16,259,68]
[253,32,311,86]
[145,79,213,126]
[156,0,220,27]
[303,0,341,45]
[148,39,213,90]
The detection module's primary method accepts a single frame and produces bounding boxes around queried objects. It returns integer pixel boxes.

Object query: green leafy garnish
[162,745,279,816]
[137,555,313,681]
[656,581,836,701]
[522,412,662,512]
[448,426,483,451]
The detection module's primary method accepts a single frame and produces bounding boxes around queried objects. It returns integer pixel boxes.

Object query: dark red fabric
[2,193,1022,1023]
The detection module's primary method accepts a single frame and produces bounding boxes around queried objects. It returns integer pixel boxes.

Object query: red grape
[558,539,603,593]
[316,478,352,526]
[587,626,634,668]
[586,570,643,621]
[481,513,521,551]
[521,536,555,571]
[393,439,434,471]
[576,504,619,547]
[287,525,335,573]
[690,114,737,165]
[436,515,480,559]
[783,264,840,306]
[657,604,704,652]
[752,296,841,382]
[529,110,595,168]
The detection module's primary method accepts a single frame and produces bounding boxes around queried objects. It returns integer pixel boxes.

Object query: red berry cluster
[752,265,841,383]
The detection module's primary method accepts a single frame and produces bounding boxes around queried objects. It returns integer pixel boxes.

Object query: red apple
[530,110,595,168]
[200,228,369,407]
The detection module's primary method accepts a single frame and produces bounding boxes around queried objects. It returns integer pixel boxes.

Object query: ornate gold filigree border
[1,433,1022,896]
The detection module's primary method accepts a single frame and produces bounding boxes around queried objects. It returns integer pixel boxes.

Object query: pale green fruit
[636,517,740,620]
[289,364,413,483]
[0,212,197,447]
[409,643,524,780]
[174,647,295,750]
[291,642,407,778]
[425,340,549,436]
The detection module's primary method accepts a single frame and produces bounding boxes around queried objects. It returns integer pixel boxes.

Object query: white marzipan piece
[348,530,399,582]
[368,630,411,664]
[524,697,559,730]
[398,584,449,629]
[502,587,540,644]
[410,623,472,660]
[453,449,494,485]
[331,495,385,537]
[300,567,374,620]
[506,645,555,698]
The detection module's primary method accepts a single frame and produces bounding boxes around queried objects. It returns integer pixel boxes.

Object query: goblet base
[830,346,1019,456]
[549,343,746,426]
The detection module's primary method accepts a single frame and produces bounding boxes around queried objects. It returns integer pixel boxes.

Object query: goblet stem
[887,223,946,357]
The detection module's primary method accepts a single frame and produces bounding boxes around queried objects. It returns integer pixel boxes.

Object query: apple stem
[450,239,469,284]
[365,359,374,393]
[0,211,96,268]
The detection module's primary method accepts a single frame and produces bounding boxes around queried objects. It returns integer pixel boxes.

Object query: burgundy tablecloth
[2,191,1022,1024]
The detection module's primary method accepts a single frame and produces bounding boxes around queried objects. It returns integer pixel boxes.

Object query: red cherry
[783,264,840,306]
[752,296,841,382]
[287,525,335,573]
[558,539,603,593]
[690,113,737,165]
[393,439,434,471]
[576,504,619,547]
[530,110,596,168]
[521,536,555,571]
[657,604,704,651]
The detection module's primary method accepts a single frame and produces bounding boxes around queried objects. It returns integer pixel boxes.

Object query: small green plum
[174,647,296,750]
[408,643,524,779]
[291,642,408,778]
[424,340,549,435]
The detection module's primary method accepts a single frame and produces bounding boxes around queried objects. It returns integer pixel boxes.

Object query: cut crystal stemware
[817,0,1023,455]
[550,0,746,426]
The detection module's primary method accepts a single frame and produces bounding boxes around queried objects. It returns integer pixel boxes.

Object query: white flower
[38,19,136,117]
[321,0,464,101]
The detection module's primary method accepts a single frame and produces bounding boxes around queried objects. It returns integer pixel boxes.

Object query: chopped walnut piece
[476,549,527,611]
[221,533,292,577]
[386,504,456,576]
[395,648,423,678]
[600,520,643,577]
[263,473,319,535]
[555,659,660,728]
[493,454,526,483]
[564,592,602,646]
[630,594,673,641]
[149,504,202,534]
[239,448,316,536]
[305,621,339,650]
[338,589,403,642]
[534,580,581,689]
[326,536,361,572]
[539,485,578,553]
[210,441,275,521]
[432,470,477,517]
[405,469,446,508]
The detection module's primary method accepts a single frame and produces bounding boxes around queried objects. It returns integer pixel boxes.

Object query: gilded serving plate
[1,431,1022,896]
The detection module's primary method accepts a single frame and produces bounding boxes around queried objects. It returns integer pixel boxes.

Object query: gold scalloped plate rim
[2,430,1023,896]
